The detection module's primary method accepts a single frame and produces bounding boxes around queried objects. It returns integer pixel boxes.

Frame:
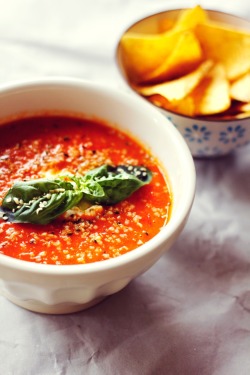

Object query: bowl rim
[115,7,250,124]
[0,77,196,275]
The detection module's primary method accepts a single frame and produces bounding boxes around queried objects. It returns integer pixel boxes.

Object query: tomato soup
[0,115,171,265]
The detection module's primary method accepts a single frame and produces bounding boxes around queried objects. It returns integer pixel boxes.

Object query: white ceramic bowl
[116,9,250,158]
[0,78,195,314]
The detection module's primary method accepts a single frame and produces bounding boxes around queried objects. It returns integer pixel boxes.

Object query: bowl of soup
[116,6,250,157]
[0,78,195,314]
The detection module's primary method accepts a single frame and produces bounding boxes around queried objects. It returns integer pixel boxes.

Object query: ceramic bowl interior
[0,78,195,314]
[116,9,250,158]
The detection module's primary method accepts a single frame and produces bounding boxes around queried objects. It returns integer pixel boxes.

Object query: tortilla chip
[195,22,250,80]
[119,5,250,118]
[233,112,250,119]
[230,72,250,102]
[119,5,208,83]
[148,94,196,116]
[173,5,208,31]
[230,102,250,118]
[142,30,203,83]
[197,100,250,119]
[147,94,170,108]
[167,97,196,116]
[158,5,208,32]
[190,63,231,115]
[239,102,250,112]
[147,63,230,116]
[119,31,182,82]
[135,60,213,102]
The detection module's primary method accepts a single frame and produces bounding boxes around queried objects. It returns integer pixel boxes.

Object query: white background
[0,1,250,374]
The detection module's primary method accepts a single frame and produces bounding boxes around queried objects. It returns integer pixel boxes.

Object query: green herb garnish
[0,164,152,225]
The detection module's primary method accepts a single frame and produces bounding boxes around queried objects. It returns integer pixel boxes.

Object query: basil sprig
[0,164,152,225]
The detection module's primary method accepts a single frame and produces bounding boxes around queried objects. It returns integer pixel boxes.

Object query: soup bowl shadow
[0,78,195,314]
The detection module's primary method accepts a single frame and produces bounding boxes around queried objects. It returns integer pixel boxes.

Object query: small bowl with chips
[116,6,250,157]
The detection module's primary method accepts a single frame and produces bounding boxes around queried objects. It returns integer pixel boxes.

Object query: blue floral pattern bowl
[116,8,250,158]
[162,110,250,158]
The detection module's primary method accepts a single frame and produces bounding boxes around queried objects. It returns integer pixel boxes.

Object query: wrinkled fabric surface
[0,1,250,374]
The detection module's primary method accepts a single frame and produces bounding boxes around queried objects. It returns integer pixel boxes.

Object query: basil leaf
[1,178,83,225]
[80,164,152,205]
[0,164,152,225]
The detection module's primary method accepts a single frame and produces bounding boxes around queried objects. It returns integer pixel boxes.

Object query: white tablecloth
[0,1,250,374]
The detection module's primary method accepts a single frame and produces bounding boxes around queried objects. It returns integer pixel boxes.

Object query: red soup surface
[0,115,171,265]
